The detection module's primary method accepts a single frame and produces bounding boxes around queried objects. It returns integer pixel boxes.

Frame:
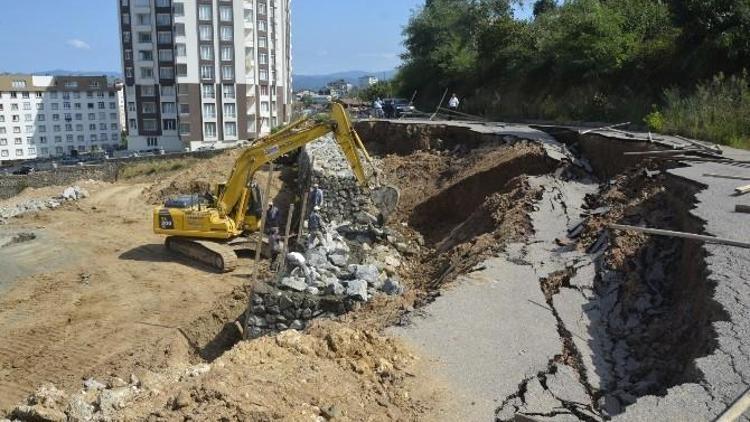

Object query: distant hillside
[293,70,396,91]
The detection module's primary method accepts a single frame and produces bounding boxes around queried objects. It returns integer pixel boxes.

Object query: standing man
[448,93,460,112]
[309,183,324,209]
[307,206,324,248]
[265,201,280,232]
[373,97,384,118]
[268,227,283,262]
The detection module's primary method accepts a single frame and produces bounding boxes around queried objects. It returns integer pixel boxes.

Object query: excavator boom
[152,102,375,271]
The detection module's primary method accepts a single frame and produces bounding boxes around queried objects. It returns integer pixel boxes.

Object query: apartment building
[118,0,293,152]
[0,75,122,162]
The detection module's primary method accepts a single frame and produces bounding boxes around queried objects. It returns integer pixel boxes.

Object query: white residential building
[118,0,293,152]
[0,75,122,162]
[358,75,378,89]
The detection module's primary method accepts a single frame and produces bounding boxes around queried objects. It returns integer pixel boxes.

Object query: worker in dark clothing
[265,201,280,232]
[307,206,324,248]
[309,184,324,208]
[269,227,283,262]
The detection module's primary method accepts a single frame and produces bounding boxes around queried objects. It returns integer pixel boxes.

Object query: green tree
[533,0,556,17]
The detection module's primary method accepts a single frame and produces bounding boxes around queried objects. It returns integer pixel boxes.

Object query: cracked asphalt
[392,124,750,421]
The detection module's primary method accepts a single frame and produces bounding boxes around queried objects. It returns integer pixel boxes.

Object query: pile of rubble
[0,186,88,224]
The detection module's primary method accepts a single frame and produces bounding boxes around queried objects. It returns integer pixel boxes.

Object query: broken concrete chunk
[546,364,591,405]
[83,378,106,391]
[348,264,380,286]
[280,277,307,292]
[382,278,404,295]
[325,280,345,296]
[346,279,369,301]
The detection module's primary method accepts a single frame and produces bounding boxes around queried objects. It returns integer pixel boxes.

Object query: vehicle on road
[12,166,35,175]
[383,98,416,118]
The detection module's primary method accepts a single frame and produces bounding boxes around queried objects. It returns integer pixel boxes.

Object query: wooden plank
[714,386,750,422]
[429,88,449,121]
[735,184,750,196]
[609,224,750,249]
[735,205,750,214]
[579,122,630,135]
[703,173,750,182]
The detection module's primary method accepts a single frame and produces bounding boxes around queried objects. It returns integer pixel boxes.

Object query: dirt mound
[8,321,429,421]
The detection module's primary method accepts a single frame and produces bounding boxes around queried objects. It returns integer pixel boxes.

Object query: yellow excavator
[152,102,384,272]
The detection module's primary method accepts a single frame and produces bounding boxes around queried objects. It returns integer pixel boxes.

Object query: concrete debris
[345,279,369,302]
[280,276,308,292]
[0,185,88,224]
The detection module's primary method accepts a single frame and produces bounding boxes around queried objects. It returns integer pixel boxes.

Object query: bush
[660,72,750,148]
[644,109,665,131]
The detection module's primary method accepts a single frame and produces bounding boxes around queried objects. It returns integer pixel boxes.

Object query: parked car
[12,166,35,175]
[383,98,416,118]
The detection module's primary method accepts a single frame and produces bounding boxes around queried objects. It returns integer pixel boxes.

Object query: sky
[0,0,532,76]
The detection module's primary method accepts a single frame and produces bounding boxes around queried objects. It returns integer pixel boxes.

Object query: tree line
[392,0,750,147]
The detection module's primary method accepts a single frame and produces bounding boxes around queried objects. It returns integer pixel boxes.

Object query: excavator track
[165,237,239,272]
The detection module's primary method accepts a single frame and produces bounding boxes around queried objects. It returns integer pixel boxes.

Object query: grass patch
[655,72,750,149]
[119,158,198,179]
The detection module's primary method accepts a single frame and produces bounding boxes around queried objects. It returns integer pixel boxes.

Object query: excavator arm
[216,102,370,220]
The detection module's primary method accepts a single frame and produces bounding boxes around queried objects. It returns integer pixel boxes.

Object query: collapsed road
[1,118,749,421]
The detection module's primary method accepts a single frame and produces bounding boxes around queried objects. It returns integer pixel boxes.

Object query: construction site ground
[1,120,749,421]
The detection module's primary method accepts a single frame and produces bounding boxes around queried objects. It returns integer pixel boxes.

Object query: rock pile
[6,376,140,422]
[0,185,88,224]
[299,134,379,224]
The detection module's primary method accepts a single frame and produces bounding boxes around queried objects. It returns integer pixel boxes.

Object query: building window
[156,0,170,6]
[143,119,158,130]
[259,53,267,65]
[129,119,137,129]
[179,123,190,134]
[176,64,188,76]
[199,25,212,41]
[0,138,5,145]
[223,84,235,99]
[173,2,184,16]
[142,102,156,113]
[221,46,233,61]
[200,65,214,80]
[158,49,174,61]
[259,69,268,81]
[98,101,105,109]
[139,50,153,61]
[0,151,7,157]
[147,137,158,146]
[220,26,232,41]
[200,45,213,60]
[138,32,152,43]
[15,149,22,157]
[221,65,234,80]
[203,103,216,118]
[225,122,237,136]
[14,137,22,144]
[159,67,174,79]
[261,101,269,112]
[156,13,171,26]
[179,103,190,114]
[88,113,96,120]
[142,85,156,96]
[136,13,150,25]
[220,6,232,22]
[174,23,185,37]
[202,84,215,99]
[204,122,217,137]
[257,20,267,31]
[39,136,47,144]
[122,13,130,25]
[161,85,175,96]
[123,31,131,43]
[162,102,176,113]
[125,67,134,78]
[223,103,236,118]
[157,31,172,44]
[163,119,176,130]
[175,44,186,57]
[11,80,26,88]
[140,67,154,78]
[258,36,267,48]
[198,4,212,20]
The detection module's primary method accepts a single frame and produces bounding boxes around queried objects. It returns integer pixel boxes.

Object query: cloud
[66,39,91,50]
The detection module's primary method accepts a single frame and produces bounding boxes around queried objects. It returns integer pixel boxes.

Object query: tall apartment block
[118,0,293,152]
[0,75,122,162]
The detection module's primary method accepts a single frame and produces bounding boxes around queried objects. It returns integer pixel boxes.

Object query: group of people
[264,183,326,261]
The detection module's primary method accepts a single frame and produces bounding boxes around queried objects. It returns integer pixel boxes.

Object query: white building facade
[0,75,122,162]
[118,0,293,152]
[358,75,378,89]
